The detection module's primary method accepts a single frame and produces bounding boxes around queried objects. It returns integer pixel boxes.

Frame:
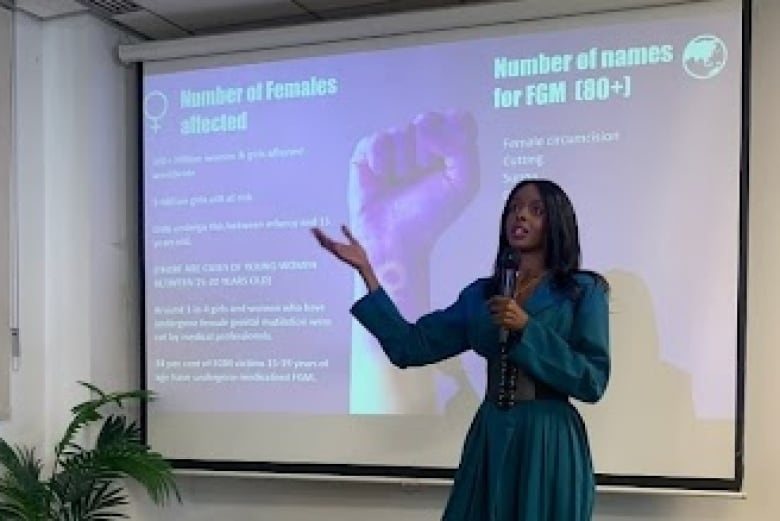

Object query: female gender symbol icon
[143,90,169,133]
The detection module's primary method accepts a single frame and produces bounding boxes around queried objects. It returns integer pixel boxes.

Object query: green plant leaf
[60,480,129,521]
[55,383,155,467]
[1,382,178,520]
[0,441,50,520]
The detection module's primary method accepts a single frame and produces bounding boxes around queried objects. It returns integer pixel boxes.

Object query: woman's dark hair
[488,179,608,298]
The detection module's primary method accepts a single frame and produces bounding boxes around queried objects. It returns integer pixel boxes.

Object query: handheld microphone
[498,249,519,344]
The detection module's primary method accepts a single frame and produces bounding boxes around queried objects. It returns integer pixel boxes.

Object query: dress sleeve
[350,284,474,368]
[509,279,610,403]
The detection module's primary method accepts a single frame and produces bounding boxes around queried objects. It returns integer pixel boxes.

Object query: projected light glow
[141,0,744,489]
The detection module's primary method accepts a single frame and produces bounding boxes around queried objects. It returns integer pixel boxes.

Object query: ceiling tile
[303,0,468,20]
[16,0,87,18]
[295,0,388,12]
[114,9,190,39]
[134,0,308,32]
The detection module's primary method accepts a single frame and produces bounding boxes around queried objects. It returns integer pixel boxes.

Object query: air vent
[75,0,142,16]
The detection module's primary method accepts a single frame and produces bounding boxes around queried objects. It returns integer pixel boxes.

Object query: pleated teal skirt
[442,399,595,521]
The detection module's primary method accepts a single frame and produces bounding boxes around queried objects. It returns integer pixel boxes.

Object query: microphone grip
[498,266,517,345]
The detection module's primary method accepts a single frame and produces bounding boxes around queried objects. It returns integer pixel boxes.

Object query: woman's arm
[350,284,476,369]
[509,279,610,403]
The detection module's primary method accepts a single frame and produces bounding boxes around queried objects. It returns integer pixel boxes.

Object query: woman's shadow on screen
[576,269,703,473]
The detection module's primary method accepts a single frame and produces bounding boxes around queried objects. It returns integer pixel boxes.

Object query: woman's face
[504,183,546,253]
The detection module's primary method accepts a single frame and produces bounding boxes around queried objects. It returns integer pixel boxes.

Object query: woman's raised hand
[312,225,370,271]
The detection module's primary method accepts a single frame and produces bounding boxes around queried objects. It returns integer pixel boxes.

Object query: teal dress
[350,274,610,521]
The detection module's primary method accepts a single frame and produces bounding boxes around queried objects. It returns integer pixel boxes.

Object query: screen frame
[137,0,750,493]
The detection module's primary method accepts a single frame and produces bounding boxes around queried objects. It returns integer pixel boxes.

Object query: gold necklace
[514,272,544,298]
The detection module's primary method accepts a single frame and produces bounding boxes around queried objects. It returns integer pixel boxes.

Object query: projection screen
[131,0,746,491]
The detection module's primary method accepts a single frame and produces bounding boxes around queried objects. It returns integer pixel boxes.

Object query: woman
[312,179,610,521]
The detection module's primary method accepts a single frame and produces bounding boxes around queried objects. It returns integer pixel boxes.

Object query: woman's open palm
[312,225,370,271]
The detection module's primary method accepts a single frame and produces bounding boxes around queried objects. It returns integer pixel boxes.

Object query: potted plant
[0,381,180,520]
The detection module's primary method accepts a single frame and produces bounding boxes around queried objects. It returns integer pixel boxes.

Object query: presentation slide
[142,0,742,484]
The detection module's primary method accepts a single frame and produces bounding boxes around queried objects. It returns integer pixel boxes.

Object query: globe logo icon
[683,35,727,79]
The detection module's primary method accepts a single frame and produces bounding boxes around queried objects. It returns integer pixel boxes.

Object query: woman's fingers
[311,227,327,247]
[313,226,360,251]
[487,297,526,328]
[311,228,333,250]
[487,296,512,311]
[341,225,359,245]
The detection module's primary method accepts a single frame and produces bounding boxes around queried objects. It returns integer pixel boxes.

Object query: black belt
[485,348,566,408]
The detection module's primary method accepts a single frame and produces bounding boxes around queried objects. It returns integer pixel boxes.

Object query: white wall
[2,1,780,520]
[0,6,13,419]
[3,10,139,456]
[4,8,45,451]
